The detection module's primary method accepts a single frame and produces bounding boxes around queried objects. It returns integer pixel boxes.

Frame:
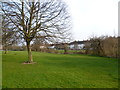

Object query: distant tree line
[5,35,119,58]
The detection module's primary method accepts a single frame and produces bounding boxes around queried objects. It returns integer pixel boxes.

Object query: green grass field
[2,51,118,88]
[0,51,2,89]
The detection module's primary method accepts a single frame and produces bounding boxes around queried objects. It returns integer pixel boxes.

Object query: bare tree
[118,37,120,58]
[90,36,105,56]
[85,35,118,58]
[2,15,17,54]
[103,36,118,58]
[0,13,2,51]
[1,0,71,63]
[84,36,105,56]
[84,40,91,54]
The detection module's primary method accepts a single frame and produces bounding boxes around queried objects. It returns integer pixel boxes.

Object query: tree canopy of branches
[2,15,18,54]
[89,36,105,56]
[1,0,71,63]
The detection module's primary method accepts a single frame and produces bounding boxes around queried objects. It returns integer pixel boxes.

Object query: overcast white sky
[64,0,119,41]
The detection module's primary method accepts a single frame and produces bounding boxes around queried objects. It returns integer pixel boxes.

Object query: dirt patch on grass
[22,61,36,64]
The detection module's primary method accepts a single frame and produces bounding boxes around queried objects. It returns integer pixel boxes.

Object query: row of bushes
[84,36,119,58]
[3,36,119,58]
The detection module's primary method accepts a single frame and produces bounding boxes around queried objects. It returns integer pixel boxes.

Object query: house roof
[69,41,87,45]
[49,40,88,46]
[50,43,68,46]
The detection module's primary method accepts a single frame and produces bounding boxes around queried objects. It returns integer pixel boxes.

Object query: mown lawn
[57,50,85,54]
[2,51,118,88]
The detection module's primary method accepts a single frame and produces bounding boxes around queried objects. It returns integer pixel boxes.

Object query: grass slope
[2,51,118,88]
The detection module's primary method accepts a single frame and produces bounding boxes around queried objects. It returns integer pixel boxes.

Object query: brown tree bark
[4,45,7,54]
[26,42,33,63]
[64,44,68,54]
[4,48,7,54]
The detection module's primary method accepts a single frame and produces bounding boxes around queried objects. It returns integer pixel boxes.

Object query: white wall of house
[40,46,46,49]
[69,45,74,49]
[69,44,85,50]
[78,44,85,49]
[48,46,55,49]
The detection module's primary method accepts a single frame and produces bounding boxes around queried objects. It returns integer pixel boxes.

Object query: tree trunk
[4,48,7,54]
[64,48,67,54]
[26,42,33,63]
[4,45,7,54]
[64,44,68,54]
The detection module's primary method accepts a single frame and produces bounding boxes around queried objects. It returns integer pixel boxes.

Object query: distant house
[39,45,46,49]
[48,41,87,50]
[69,41,86,50]
[48,45,55,49]
[48,43,67,50]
